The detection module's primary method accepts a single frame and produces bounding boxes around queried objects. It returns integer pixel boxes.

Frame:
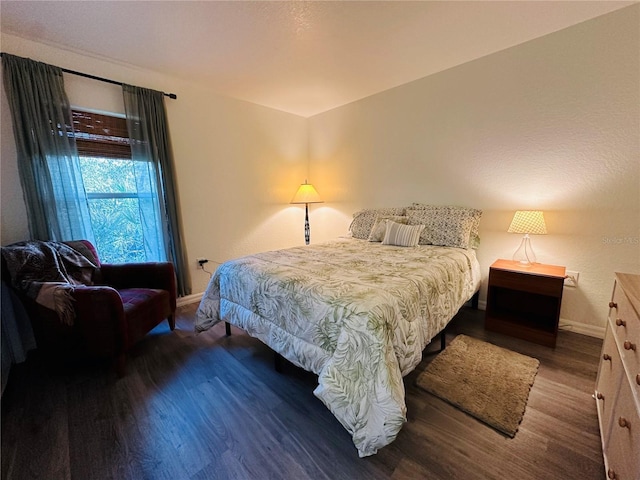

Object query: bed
[195,205,482,457]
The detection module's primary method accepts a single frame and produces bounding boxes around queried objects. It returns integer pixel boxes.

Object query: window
[72,109,166,264]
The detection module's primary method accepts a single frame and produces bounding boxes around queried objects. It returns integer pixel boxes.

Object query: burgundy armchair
[2,240,176,376]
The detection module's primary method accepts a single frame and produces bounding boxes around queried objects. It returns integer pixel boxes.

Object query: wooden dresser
[595,273,640,480]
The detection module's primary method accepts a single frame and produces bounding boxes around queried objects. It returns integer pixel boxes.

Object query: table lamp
[507,210,547,265]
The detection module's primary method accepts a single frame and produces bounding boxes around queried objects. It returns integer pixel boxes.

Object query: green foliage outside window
[79,156,146,264]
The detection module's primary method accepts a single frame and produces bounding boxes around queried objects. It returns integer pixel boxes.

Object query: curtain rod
[0,52,177,100]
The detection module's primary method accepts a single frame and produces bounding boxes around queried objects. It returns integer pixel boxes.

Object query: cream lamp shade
[507,210,547,265]
[290,182,323,205]
[291,180,323,245]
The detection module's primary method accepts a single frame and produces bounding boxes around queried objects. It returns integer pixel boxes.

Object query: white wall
[307,5,640,335]
[0,34,310,296]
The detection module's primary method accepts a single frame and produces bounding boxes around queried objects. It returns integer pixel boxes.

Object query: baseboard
[177,292,203,307]
[558,318,605,339]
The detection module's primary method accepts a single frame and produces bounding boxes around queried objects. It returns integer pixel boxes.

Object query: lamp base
[304,203,310,245]
[513,234,537,265]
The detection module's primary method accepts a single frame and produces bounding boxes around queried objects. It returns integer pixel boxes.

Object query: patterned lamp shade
[507,211,547,235]
[507,210,547,265]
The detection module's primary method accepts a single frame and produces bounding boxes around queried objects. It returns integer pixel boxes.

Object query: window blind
[72,110,131,159]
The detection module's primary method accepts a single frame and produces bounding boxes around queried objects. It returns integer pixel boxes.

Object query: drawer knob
[603,353,612,361]
[596,392,605,400]
[615,318,626,327]
[609,301,618,309]
[624,341,637,351]
[618,416,630,429]
[608,469,618,479]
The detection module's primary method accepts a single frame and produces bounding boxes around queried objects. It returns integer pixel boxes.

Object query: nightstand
[485,259,566,347]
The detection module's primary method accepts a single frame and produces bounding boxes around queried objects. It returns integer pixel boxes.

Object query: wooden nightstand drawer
[489,268,563,297]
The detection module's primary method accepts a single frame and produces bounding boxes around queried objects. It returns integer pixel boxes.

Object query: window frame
[71,108,165,264]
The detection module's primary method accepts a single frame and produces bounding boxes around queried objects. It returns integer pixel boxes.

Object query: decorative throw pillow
[382,221,425,247]
[368,215,408,242]
[349,207,406,239]
[406,208,475,249]
[409,204,482,249]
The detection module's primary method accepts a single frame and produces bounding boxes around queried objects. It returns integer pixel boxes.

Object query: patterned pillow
[409,204,482,249]
[407,207,476,249]
[349,207,406,239]
[368,215,408,242]
[382,221,425,247]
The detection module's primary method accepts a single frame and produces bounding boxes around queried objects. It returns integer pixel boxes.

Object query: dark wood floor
[1,304,605,480]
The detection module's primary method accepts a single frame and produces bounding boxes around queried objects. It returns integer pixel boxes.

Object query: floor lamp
[291,180,323,245]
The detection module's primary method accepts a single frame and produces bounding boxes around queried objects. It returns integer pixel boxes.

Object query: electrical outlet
[565,271,579,287]
[196,257,209,267]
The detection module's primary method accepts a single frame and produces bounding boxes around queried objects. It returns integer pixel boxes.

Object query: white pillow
[382,221,425,247]
[368,215,408,242]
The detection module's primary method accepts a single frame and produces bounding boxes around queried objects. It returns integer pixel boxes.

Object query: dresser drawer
[604,377,640,480]
[596,323,624,441]
[597,274,640,480]
[610,284,640,377]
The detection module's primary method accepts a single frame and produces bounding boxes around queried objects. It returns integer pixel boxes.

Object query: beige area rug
[416,334,539,437]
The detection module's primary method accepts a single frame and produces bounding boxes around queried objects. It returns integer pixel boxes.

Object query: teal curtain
[122,85,191,297]
[2,54,95,242]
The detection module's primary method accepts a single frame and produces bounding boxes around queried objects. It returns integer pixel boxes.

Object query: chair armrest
[99,262,177,310]
[71,286,127,357]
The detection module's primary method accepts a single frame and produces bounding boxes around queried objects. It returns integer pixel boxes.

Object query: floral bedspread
[195,239,480,457]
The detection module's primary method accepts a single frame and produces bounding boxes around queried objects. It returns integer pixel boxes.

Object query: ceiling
[0,1,635,117]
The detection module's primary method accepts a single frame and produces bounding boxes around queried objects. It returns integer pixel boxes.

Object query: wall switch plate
[565,271,579,287]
